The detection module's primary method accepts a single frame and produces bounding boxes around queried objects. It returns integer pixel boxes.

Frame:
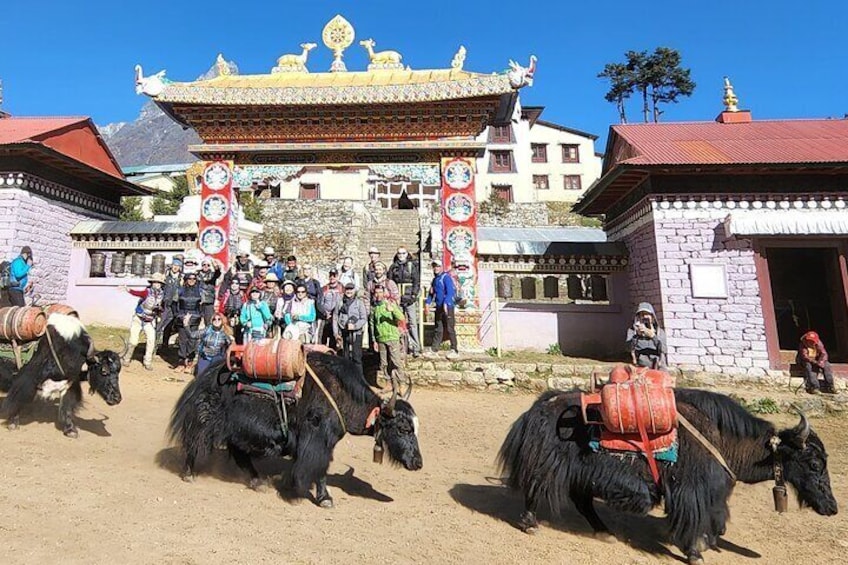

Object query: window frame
[299,183,320,200]
[492,184,514,203]
[531,143,548,163]
[490,150,515,173]
[532,174,550,190]
[489,124,514,144]
[561,144,580,163]
[563,175,582,190]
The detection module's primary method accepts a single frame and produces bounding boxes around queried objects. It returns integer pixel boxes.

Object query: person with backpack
[7,246,34,307]
[425,258,458,359]
[370,284,406,391]
[388,247,421,357]
[240,287,274,342]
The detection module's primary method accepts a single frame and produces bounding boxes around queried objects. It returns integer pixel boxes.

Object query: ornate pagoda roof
[150,68,519,107]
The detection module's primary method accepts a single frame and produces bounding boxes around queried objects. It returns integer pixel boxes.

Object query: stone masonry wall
[477,202,550,227]
[610,216,663,321]
[0,188,102,304]
[653,204,768,376]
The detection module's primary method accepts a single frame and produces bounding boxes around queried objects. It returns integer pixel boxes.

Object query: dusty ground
[1,356,847,565]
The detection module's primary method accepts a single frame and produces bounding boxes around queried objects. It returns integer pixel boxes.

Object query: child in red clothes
[797,331,836,394]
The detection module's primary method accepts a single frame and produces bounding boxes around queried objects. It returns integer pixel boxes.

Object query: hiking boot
[411,350,421,359]
[446,350,461,361]
[143,362,153,371]
[806,387,821,395]
[421,351,439,359]
[121,357,131,367]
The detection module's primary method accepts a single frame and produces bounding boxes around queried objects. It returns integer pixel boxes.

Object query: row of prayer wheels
[89,252,168,278]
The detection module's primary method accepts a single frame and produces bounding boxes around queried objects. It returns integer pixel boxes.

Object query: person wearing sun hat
[156,256,184,350]
[120,272,167,370]
[240,286,273,342]
[197,256,221,326]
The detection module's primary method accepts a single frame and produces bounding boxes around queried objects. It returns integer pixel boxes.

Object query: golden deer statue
[274,43,318,73]
[359,38,403,69]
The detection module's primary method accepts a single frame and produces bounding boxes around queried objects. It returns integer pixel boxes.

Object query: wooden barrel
[131,253,147,277]
[90,252,106,277]
[227,338,306,382]
[43,304,79,319]
[150,254,166,275]
[0,306,48,342]
[110,252,126,275]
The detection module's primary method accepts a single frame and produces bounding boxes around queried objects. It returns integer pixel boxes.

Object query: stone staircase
[360,208,422,266]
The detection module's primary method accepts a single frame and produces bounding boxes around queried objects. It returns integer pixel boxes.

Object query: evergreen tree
[151,175,190,216]
[598,47,695,123]
[119,196,145,221]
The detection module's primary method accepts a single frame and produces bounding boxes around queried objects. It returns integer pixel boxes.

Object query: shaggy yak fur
[0,314,123,437]
[498,388,838,564]
[168,351,423,507]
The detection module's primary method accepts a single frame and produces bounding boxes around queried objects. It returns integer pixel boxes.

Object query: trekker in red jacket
[797,331,836,395]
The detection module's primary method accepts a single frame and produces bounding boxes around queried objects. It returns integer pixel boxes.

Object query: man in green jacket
[370,284,406,390]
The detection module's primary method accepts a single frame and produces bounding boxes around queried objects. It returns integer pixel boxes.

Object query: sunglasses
[296,290,307,294]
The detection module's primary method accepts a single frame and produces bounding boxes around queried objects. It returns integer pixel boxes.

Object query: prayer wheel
[566,275,583,300]
[496,275,513,299]
[150,254,166,275]
[110,252,126,275]
[89,252,106,277]
[590,275,608,301]
[0,306,47,342]
[131,253,147,277]
[226,338,306,381]
[44,304,79,319]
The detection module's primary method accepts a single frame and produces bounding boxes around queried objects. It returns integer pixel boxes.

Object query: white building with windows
[475,105,603,204]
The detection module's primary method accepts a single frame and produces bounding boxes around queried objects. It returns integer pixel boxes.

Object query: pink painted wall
[477,269,629,358]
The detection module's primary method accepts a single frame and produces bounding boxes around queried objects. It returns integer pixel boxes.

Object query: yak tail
[0,358,17,392]
[167,372,217,465]
[497,403,531,491]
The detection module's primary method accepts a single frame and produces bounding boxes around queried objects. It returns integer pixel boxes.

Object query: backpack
[0,260,16,289]
[450,272,466,307]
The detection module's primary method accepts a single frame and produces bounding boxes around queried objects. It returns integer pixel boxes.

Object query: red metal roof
[611,119,848,166]
[0,117,88,144]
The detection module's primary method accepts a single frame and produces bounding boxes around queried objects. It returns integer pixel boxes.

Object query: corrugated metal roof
[477,226,607,243]
[122,163,194,175]
[476,226,623,256]
[0,117,87,144]
[71,221,198,235]
[612,119,848,165]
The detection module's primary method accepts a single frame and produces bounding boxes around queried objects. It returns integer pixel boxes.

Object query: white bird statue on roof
[134,65,168,97]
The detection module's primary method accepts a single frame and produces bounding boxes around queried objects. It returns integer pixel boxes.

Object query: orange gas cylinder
[227,338,306,382]
[44,304,79,318]
[0,306,47,342]
[609,364,675,387]
[600,380,677,435]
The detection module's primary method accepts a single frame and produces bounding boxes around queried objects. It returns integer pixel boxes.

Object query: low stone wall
[402,357,827,394]
[478,202,550,227]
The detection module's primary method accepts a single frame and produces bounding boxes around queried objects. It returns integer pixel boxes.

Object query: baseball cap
[329,268,338,275]
[368,246,380,254]
[21,246,33,259]
[344,282,356,290]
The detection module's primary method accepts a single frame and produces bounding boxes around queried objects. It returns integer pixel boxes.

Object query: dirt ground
[1,359,847,565]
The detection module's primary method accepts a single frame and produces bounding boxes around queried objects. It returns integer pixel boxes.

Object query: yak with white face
[0,314,123,437]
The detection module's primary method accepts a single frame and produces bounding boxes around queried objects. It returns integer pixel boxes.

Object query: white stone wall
[0,188,104,304]
[651,199,768,376]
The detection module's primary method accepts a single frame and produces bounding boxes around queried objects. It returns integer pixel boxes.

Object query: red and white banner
[440,157,478,308]
[198,160,235,268]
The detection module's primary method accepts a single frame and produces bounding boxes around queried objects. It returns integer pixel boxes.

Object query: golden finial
[215,54,231,77]
[723,76,739,112]
[322,15,355,72]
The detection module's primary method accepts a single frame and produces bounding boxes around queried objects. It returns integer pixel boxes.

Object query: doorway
[766,246,848,362]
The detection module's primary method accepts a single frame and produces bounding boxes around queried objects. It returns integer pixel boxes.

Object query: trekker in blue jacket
[8,246,34,306]
[425,259,458,357]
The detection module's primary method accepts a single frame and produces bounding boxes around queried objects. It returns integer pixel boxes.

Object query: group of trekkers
[120,245,459,387]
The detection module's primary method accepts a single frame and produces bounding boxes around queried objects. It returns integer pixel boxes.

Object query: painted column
[440,156,482,351]
[198,161,235,268]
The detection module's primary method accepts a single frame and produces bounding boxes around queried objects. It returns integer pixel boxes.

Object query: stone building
[574,102,848,376]
[0,116,149,304]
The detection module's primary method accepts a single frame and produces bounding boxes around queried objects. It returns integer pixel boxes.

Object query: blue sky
[1,0,846,147]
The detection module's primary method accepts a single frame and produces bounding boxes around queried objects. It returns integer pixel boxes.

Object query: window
[299,183,320,200]
[533,175,550,190]
[563,175,582,190]
[492,184,513,202]
[531,143,547,163]
[490,125,513,143]
[562,144,580,163]
[490,150,514,173]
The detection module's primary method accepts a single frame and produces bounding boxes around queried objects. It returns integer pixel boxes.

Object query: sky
[1,0,847,149]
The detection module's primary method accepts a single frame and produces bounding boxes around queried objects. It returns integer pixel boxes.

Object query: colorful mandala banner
[440,157,478,309]
[199,161,234,268]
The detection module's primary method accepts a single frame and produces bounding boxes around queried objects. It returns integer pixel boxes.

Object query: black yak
[168,351,422,507]
[0,314,123,437]
[498,388,837,564]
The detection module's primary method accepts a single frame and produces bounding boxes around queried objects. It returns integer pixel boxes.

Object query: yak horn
[119,335,129,358]
[403,370,413,401]
[790,403,811,444]
[384,387,398,416]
